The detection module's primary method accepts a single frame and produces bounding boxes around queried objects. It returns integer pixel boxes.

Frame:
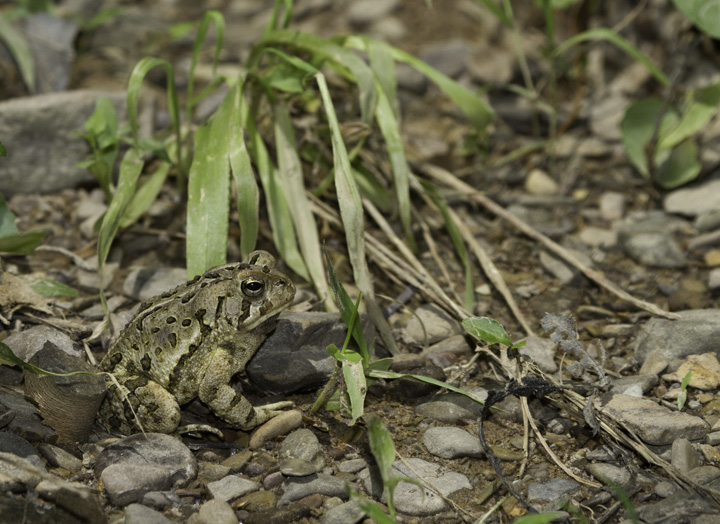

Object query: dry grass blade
[423,164,680,320]
[448,206,534,337]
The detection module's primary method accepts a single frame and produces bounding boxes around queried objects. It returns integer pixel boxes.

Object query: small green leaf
[343,359,366,424]
[655,139,701,189]
[0,193,19,237]
[367,415,396,484]
[0,140,7,156]
[620,98,663,177]
[0,231,47,255]
[462,317,513,346]
[28,277,78,298]
[659,81,720,150]
[672,0,720,39]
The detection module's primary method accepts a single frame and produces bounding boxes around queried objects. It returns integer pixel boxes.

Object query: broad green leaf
[554,28,669,86]
[621,98,663,177]
[368,369,485,405]
[274,103,327,301]
[28,277,78,298]
[119,163,170,229]
[462,317,513,346]
[659,82,720,150]
[367,358,393,373]
[345,36,495,130]
[186,87,237,277]
[655,139,701,189]
[343,358,366,424]
[0,193,19,237]
[672,0,720,39]
[0,231,46,255]
[512,512,567,524]
[0,14,35,93]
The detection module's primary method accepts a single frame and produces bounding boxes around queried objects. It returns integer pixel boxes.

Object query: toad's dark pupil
[242,279,264,296]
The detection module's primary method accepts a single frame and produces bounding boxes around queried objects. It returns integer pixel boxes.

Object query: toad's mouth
[248,312,282,334]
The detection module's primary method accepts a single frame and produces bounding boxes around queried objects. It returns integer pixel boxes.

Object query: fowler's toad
[98,251,295,434]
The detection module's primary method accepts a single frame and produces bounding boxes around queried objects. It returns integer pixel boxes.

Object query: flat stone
[278,473,347,505]
[207,475,260,503]
[672,438,700,473]
[527,478,580,502]
[599,394,708,445]
[634,309,720,363]
[665,179,720,217]
[194,499,238,524]
[278,428,325,471]
[101,464,171,506]
[423,426,484,459]
[525,169,559,196]
[518,335,558,373]
[124,503,175,524]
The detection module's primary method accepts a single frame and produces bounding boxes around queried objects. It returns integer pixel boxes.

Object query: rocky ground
[2,0,720,523]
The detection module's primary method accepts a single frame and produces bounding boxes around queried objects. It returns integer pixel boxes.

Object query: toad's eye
[241,278,265,297]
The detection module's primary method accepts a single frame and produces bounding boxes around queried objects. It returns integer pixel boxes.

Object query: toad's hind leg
[101,375,182,434]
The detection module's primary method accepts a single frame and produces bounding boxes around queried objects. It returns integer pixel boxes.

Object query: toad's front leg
[198,349,292,431]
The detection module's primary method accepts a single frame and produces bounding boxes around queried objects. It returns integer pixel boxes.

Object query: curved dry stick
[423,164,680,320]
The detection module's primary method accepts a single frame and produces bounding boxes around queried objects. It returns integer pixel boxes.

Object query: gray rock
[419,39,469,79]
[279,458,317,477]
[124,503,175,524]
[140,490,182,509]
[206,475,260,502]
[122,267,187,301]
[247,312,375,393]
[423,426,484,459]
[585,463,632,490]
[527,478,580,502]
[599,191,625,221]
[337,458,368,474]
[37,443,82,473]
[525,169,559,196]
[414,388,487,423]
[0,451,48,490]
[0,433,45,469]
[101,463,171,506]
[617,212,689,268]
[638,350,669,376]
[320,499,365,524]
[590,95,629,141]
[34,479,105,524]
[21,14,78,93]
[610,374,658,395]
[278,428,325,471]
[599,394,708,445]
[403,303,463,346]
[578,226,617,248]
[194,499,239,524]
[198,462,232,482]
[634,309,720,363]
[95,433,197,487]
[671,438,699,473]
[2,325,81,362]
[695,210,720,232]
[636,486,720,523]
[359,457,471,516]
[346,0,398,26]
[519,335,559,373]
[0,91,126,197]
[665,179,720,217]
[709,269,720,292]
[539,251,575,284]
[279,473,348,505]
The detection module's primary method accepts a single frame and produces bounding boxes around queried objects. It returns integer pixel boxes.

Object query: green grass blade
[368,369,486,405]
[227,83,259,258]
[186,10,224,124]
[273,104,328,300]
[422,182,474,312]
[97,147,144,306]
[0,140,6,156]
[0,14,35,92]
[0,342,99,377]
[554,28,669,86]
[317,72,398,354]
[367,37,400,118]
[346,36,494,130]
[244,110,309,280]
[28,277,78,298]
[374,77,413,246]
[250,30,377,124]
[119,162,170,229]
[126,57,182,170]
[472,0,512,26]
